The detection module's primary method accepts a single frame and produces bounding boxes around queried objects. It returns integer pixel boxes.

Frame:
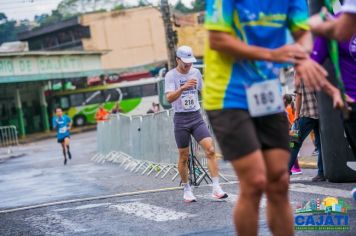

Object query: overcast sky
[0,0,194,21]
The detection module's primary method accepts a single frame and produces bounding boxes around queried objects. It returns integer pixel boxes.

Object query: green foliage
[191,0,205,12]
[174,0,205,13]
[0,12,31,44]
[112,4,125,11]
[174,0,192,13]
[35,10,64,28]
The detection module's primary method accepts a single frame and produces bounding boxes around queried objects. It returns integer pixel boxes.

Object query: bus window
[84,91,104,105]
[70,93,85,107]
[103,89,120,102]
[124,86,141,99]
[141,84,157,97]
[60,97,70,110]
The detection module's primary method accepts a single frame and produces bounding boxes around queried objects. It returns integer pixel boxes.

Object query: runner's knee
[241,174,266,197]
[205,146,215,158]
[266,171,289,200]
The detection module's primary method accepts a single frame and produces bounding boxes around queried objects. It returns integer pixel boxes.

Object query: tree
[191,0,205,12]
[0,12,18,44]
[112,4,125,11]
[137,0,149,7]
[174,0,192,13]
[57,0,124,17]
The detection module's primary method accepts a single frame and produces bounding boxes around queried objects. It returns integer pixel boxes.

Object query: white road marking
[195,194,299,210]
[54,203,110,212]
[109,202,195,222]
[53,198,144,212]
[289,183,351,198]
[26,213,87,235]
[289,176,312,182]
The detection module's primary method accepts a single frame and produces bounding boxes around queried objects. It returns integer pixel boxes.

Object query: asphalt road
[0,131,355,236]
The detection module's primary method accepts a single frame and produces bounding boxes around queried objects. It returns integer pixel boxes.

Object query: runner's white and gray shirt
[164,67,202,113]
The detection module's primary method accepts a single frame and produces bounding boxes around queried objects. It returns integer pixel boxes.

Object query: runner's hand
[346,94,355,103]
[331,89,344,109]
[294,58,328,91]
[181,79,197,91]
[309,8,332,35]
[271,44,308,63]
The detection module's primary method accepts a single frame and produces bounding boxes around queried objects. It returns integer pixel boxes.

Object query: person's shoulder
[191,67,201,74]
[191,67,202,78]
[165,69,176,78]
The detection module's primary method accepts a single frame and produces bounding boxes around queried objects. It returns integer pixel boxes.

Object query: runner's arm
[67,121,72,130]
[166,80,197,103]
[309,12,356,41]
[208,31,307,63]
[290,30,329,91]
[166,88,184,103]
[294,92,302,121]
[67,116,72,130]
[52,117,58,130]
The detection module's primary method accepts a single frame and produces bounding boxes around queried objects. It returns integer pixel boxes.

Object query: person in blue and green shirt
[204,0,331,235]
[52,107,72,165]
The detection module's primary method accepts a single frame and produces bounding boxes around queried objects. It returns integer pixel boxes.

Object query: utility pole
[308,0,356,182]
[161,0,177,69]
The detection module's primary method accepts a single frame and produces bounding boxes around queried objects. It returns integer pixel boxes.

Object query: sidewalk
[18,125,97,144]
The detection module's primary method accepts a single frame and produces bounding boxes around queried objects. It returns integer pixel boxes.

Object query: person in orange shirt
[284,94,295,127]
[284,94,302,175]
[95,104,109,122]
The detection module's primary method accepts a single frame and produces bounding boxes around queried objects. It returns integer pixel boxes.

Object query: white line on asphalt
[53,203,111,212]
[289,183,351,198]
[289,176,312,182]
[0,187,180,214]
[1,180,351,214]
[26,212,87,234]
[109,202,195,222]
[53,198,144,212]
[0,183,238,214]
[195,194,299,210]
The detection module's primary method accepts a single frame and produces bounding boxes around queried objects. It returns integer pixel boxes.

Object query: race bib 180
[246,79,284,117]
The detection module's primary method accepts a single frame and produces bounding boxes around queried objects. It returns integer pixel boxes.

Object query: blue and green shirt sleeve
[65,115,72,125]
[205,0,235,33]
[52,116,57,129]
[287,0,310,33]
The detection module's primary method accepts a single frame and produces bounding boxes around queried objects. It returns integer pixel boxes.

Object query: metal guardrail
[92,109,227,182]
[0,126,19,154]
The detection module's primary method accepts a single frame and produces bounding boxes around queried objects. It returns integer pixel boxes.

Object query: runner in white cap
[164,45,228,202]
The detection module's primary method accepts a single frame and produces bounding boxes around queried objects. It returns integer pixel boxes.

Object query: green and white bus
[48,77,171,127]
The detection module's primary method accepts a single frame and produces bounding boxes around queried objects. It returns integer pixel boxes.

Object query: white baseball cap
[176,45,197,64]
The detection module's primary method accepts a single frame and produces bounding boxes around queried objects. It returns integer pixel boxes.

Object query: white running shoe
[183,190,197,202]
[212,185,228,199]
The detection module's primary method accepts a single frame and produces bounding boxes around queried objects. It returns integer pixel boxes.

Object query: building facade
[18,7,168,71]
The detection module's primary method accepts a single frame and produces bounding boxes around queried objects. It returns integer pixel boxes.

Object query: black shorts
[207,109,290,161]
[57,136,70,143]
[173,111,211,148]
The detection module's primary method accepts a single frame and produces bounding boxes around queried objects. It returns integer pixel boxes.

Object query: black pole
[308,0,356,182]
[160,0,177,70]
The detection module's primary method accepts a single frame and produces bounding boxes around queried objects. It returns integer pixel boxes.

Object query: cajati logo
[294,197,351,231]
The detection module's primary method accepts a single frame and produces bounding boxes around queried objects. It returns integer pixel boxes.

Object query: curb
[298,161,317,169]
